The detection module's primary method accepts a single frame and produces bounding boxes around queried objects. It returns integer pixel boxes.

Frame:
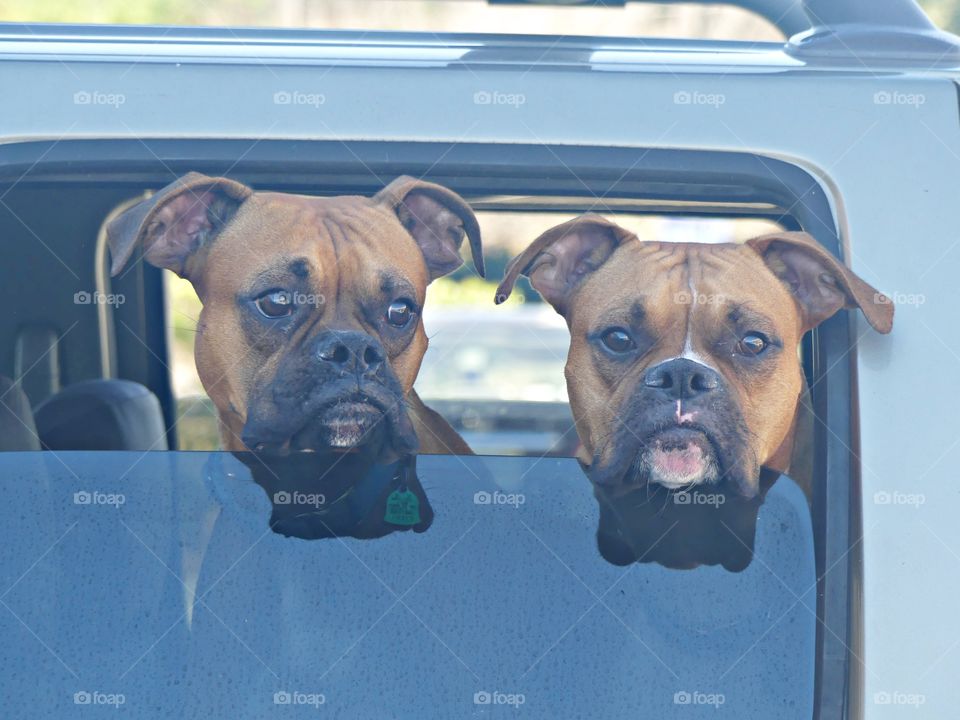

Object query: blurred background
[0,0,954,35]
[0,0,780,38]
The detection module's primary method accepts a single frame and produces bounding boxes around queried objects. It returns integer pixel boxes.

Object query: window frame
[0,137,861,719]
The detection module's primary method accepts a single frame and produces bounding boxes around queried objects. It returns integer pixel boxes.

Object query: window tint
[0,451,815,717]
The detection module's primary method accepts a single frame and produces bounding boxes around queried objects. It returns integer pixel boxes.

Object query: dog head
[108,173,482,456]
[496,215,892,498]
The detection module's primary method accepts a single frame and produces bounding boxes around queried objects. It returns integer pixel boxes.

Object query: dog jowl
[108,172,483,458]
[497,215,893,498]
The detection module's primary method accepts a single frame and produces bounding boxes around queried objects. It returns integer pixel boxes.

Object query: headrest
[34,379,169,451]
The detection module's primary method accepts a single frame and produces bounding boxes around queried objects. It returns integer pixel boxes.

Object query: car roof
[0,18,958,74]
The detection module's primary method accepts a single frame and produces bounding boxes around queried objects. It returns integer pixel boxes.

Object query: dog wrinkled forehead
[191,193,432,301]
[575,242,795,315]
[499,214,892,337]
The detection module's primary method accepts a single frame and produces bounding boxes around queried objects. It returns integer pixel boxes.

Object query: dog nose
[314,331,385,374]
[644,358,720,399]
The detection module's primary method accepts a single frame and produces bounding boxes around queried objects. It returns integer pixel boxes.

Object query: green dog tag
[385,488,420,526]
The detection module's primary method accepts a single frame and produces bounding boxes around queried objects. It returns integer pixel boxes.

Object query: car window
[0,450,815,717]
[0,137,851,719]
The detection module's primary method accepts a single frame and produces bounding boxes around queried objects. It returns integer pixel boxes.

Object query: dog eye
[737,332,768,356]
[600,327,635,353]
[386,299,414,328]
[255,290,294,319]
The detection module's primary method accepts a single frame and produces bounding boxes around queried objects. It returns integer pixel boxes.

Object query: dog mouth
[591,423,724,494]
[640,426,720,491]
[589,396,759,498]
[289,398,387,452]
[243,388,417,457]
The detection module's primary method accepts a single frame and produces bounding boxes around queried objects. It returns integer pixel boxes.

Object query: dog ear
[495,215,636,314]
[107,172,252,279]
[747,231,893,334]
[375,176,484,280]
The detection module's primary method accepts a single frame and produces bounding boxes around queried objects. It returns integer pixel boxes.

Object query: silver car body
[0,15,956,716]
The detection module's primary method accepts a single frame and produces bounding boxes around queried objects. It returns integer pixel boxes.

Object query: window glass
[0,450,815,718]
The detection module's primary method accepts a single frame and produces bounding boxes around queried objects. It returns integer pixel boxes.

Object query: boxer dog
[108,172,483,458]
[496,215,893,499]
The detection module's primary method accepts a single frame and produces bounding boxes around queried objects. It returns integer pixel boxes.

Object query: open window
[166,210,783,455]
